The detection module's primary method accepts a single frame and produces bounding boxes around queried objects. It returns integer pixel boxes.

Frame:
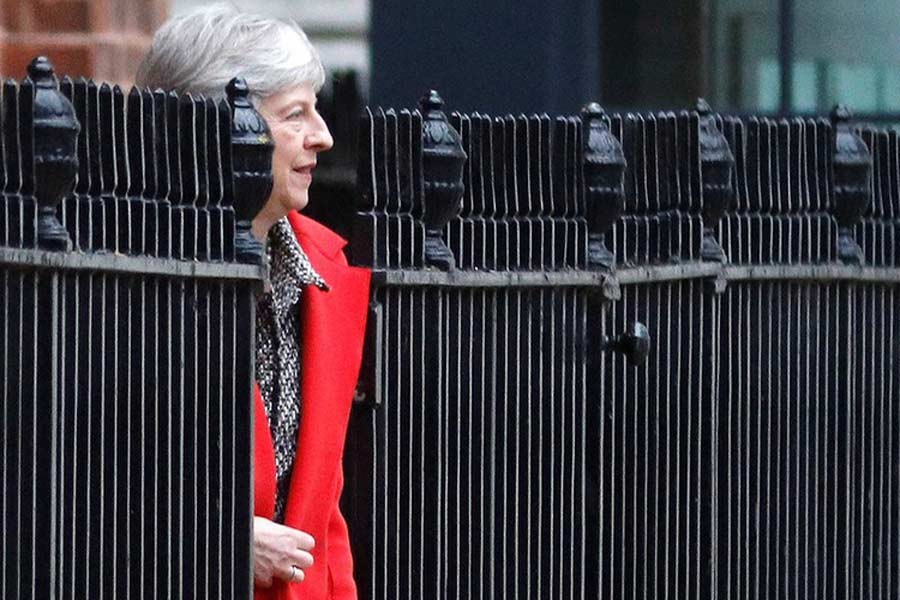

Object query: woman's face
[257,83,333,219]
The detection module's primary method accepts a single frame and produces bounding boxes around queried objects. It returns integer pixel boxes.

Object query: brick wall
[0,0,168,83]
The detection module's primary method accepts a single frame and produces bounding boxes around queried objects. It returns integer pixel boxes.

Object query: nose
[306,111,334,152]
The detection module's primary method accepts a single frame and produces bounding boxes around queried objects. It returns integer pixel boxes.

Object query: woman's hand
[253,516,316,587]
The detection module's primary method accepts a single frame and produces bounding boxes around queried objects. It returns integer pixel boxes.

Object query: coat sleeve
[327,467,357,599]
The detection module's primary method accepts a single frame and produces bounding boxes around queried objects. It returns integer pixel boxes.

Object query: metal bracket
[354,300,384,408]
[704,272,728,295]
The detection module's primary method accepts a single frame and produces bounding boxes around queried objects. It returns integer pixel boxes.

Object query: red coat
[253,212,371,600]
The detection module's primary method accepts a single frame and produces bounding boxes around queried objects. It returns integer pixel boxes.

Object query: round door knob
[602,321,651,366]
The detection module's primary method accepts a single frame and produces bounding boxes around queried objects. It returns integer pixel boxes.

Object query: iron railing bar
[548,288,557,598]
[213,284,223,600]
[152,277,161,600]
[741,283,749,600]
[826,285,834,600]
[466,290,474,600]
[29,272,38,600]
[0,247,264,281]
[802,284,811,599]
[487,288,498,600]
[404,289,413,599]
[663,283,672,600]
[866,287,877,599]
[226,283,235,599]
[876,287,887,598]
[16,272,23,600]
[621,284,630,600]
[651,285,662,600]
[525,289,533,600]
[380,288,389,600]
[123,276,132,600]
[193,280,201,600]
[56,275,65,600]
[86,272,95,598]
[137,278,147,599]
[441,290,450,598]
[812,285,821,600]
[208,283,216,600]
[112,273,121,597]
[506,288,517,599]
[100,273,108,599]
[476,289,485,600]
[792,282,800,600]
[453,291,461,599]
[1,270,7,600]
[673,281,682,599]
[632,285,641,600]
[688,281,697,600]
[69,275,80,600]
[577,289,588,600]
[498,289,509,600]
[417,289,426,600]
[712,280,722,599]
[395,289,403,598]
[844,285,854,600]
[888,289,896,599]
[776,280,786,598]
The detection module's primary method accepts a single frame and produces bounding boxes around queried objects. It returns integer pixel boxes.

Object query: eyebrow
[278,96,317,115]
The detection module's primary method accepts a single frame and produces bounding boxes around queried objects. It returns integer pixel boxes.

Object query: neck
[251,205,287,241]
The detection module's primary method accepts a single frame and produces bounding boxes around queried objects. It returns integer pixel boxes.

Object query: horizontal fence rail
[343,91,900,599]
[1,58,268,599]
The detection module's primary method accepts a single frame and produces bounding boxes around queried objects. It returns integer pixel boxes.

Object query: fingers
[275,562,306,584]
[251,517,317,587]
[293,529,315,551]
[291,548,314,569]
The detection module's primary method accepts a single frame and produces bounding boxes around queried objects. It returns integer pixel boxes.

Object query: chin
[285,197,309,213]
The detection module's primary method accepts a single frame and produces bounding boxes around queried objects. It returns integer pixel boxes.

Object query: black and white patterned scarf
[255,217,327,522]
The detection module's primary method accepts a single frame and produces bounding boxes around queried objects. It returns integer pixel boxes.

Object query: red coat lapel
[253,212,370,599]
[282,212,371,528]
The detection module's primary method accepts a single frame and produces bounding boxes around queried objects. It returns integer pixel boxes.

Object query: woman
[137,5,371,599]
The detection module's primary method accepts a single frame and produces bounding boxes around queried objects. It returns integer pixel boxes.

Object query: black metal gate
[0,59,272,599]
[2,59,898,599]
[342,93,900,599]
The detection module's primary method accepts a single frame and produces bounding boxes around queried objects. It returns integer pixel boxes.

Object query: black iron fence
[2,57,899,600]
[0,58,271,598]
[342,92,900,599]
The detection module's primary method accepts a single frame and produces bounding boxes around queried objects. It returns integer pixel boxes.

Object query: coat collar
[286,211,348,263]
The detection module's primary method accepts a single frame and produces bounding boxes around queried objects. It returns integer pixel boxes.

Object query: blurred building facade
[0,0,165,83]
[0,1,896,117]
[372,0,900,119]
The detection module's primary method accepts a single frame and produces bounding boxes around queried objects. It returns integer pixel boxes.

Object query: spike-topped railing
[0,59,270,599]
[4,55,900,599]
[344,91,900,600]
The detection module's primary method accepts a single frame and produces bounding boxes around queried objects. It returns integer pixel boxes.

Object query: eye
[286,108,305,120]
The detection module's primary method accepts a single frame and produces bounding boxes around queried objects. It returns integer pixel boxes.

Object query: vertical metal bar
[2,270,7,599]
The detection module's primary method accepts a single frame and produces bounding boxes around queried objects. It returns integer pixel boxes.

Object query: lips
[292,163,315,185]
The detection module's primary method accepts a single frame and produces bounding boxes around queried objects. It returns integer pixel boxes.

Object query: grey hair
[136,3,325,105]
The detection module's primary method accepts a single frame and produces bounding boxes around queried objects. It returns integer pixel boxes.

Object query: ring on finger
[291,565,300,582]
